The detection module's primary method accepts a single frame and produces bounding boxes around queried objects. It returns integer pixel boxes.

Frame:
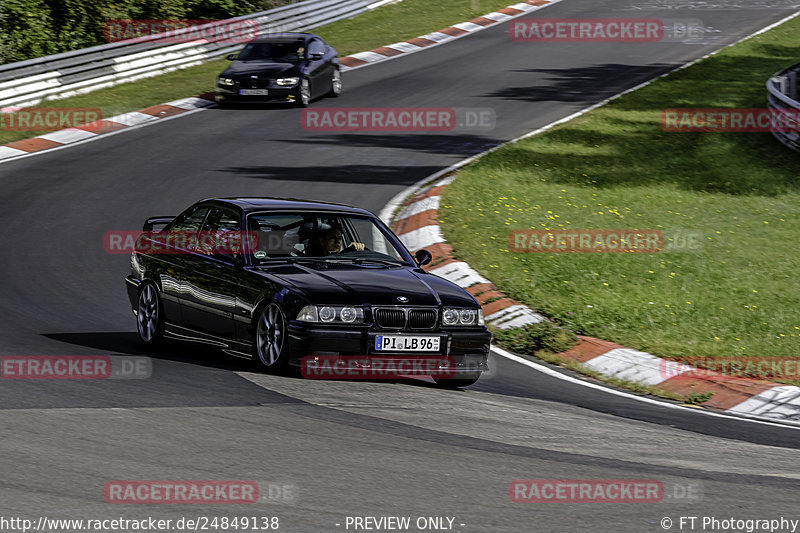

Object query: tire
[253,302,289,372]
[433,374,481,389]
[136,282,165,346]
[328,69,341,98]
[295,78,311,108]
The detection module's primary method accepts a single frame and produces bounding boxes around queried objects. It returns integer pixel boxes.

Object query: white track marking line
[492,346,800,430]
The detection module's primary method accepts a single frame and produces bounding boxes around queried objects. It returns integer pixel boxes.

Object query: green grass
[441,16,800,360]
[313,0,510,56]
[491,321,579,355]
[0,0,515,145]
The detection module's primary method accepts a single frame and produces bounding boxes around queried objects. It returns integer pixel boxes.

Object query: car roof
[249,33,318,43]
[200,197,375,216]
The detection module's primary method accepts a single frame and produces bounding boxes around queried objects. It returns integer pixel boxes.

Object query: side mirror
[310,53,324,60]
[226,53,237,61]
[414,249,432,267]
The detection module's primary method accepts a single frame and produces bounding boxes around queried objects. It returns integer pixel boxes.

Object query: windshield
[236,41,304,62]
[246,212,412,266]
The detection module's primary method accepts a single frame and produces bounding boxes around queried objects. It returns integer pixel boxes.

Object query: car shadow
[40,332,462,388]
[42,331,251,372]
[211,101,297,111]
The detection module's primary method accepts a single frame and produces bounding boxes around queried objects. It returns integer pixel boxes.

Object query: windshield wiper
[323,257,405,267]
[254,257,321,265]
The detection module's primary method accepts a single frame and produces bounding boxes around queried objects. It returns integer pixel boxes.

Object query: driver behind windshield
[306,223,364,256]
[239,42,303,61]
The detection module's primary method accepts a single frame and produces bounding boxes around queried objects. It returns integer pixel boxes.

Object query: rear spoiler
[143,216,175,232]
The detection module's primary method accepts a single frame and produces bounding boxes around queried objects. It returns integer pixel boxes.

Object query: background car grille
[374,308,437,330]
[238,79,271,89]
[375,309,405,329]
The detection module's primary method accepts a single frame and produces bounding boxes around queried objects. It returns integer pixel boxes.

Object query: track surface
[1,1,799,531]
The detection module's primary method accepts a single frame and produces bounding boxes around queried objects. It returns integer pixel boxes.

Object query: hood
[222,60,298,78]
[252,263,478,308]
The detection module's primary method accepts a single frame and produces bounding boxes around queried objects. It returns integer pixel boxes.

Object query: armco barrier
[0,0,385,109]
[767,61,800,152]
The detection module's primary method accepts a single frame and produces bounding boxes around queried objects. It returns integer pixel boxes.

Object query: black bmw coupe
[216,32,341,107]
[125,198,491,387]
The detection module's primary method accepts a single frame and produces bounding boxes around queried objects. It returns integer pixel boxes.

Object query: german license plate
[239,89,269,95]
[375,335,440,352]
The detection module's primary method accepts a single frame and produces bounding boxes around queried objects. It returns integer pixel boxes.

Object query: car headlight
[296,305,318,322]
[218,78,234,86]
[442,308,481,326]
[297,305,364,324]
[319,306,335,323]
[442,309,459,325]
[339,307,357,323]
[276,77,299,86]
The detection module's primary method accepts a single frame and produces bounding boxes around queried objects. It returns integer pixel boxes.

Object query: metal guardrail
[0,0,376,109]
[767,62,800,152]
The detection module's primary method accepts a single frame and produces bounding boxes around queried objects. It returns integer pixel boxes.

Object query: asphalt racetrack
[1,1,799,531]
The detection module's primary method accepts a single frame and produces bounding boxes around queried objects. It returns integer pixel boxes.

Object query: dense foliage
[0,0,294,63]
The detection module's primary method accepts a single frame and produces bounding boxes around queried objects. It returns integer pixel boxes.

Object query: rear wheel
[253,303,289,372]
[137,283,164,346]
[433,374,481,388]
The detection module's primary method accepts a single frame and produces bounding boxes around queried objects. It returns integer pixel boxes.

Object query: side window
[205,208,240,232]
[199,207,243,261]
[168,206,210,232]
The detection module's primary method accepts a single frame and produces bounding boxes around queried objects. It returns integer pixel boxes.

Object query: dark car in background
[216,33,341,107]
[125,198,491,387]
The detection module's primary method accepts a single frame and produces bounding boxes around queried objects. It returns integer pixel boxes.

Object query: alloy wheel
[137,284,159,343]
[257,303,285,367]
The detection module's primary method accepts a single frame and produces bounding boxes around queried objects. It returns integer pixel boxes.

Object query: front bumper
[216,86,296,103]
[284,323,491,375]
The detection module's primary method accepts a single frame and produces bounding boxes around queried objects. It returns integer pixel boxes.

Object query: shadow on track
[485,63,676,103]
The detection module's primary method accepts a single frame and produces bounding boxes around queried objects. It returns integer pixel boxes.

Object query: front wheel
[253,303,289,372]
[295,79,311,107]
[433,374,481,388]
[136,283,165,346]
[328,69,341,97]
